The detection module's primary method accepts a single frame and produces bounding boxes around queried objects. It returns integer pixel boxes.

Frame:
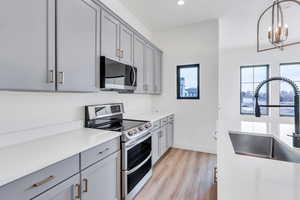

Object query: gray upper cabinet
[81,151,121,200]
[0,0,56,91]
[154,50,162,94]
[56,0,100,92]
[119,24,134,65]
[144,44,155,94]
[101,10,120,62]
[133,35,145,93]
[32,174,80,200]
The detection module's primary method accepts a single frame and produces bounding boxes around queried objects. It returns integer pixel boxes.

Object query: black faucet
[254,77,300,148]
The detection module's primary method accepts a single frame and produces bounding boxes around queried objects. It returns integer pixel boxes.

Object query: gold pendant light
[257,0,300,52]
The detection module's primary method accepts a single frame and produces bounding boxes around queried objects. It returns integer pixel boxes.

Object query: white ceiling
[119,0,223,31]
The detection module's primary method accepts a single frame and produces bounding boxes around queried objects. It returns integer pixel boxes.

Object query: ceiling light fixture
[257,0,300,52]
[177,0,185,6]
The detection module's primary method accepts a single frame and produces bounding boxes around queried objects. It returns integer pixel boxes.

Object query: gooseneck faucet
[254,77,300,148]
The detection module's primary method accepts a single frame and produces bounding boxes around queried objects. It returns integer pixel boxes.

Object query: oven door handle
[127,153,152,175]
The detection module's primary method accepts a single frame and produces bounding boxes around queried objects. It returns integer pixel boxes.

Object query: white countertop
[125,111,174,122]
[218,120,300,200]
[0,128,121,188]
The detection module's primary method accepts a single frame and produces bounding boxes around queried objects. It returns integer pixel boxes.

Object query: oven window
[127,157,151,193]
[127,137,151,170]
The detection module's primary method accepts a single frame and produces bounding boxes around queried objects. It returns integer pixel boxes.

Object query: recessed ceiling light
[177,0,185,6]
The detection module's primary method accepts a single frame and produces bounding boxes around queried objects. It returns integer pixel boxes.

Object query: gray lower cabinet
[101,10,120,62]
[56,0,101,92]
[32,175,80,200]
[133,35,145,93]
[152,115,174,165]
[166,121,174,149]
[0,0,56,91]
[81,151,121,200]
[159,125,168,157]
[152,128,160,165]
[144,44,155,94]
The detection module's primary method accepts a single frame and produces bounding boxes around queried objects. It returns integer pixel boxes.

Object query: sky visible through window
[240,66,268,115]
[178,65,199,99]
[280,63,300,116]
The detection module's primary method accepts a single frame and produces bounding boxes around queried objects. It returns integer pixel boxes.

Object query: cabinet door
[101,10,120,62]
[133,36,145,93]
[56,0,100,92]
[152,129,160,165]
[32,175,80,200]
[159,126,168,157]
[0,0,55,91]
[154,50,162,94]
[166,122,174,149]
[119,24,133,65]
[144,44,155,93]
[81,151,121,200]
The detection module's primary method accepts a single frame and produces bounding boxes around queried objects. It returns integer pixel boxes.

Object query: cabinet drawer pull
[98,148,109,155]
[74,184,80,200]
[32,175,55,187]
[83,178,88,193]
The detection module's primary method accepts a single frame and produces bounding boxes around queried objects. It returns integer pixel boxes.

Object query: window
[240,65,269,115]
[280,63,300,116]
[177,64,200,99]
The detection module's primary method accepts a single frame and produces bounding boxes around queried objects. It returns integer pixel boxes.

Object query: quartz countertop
[124,111,174,122]
[0,128,121,188]
[218,120,300,200]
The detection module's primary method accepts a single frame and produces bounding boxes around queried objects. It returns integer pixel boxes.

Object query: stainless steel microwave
[100,56,137,92]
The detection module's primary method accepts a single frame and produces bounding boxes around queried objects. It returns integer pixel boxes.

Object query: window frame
[240,65,270,116]
[279,62,300,117]
[176,64,200,100]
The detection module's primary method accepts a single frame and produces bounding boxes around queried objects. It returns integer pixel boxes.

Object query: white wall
[152,20,219,154]
[219,0,300,125]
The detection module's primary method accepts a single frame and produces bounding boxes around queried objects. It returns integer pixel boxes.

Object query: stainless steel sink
[229,133,300,163]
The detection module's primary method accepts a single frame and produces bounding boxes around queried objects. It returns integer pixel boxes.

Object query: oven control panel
[125,122,152,139]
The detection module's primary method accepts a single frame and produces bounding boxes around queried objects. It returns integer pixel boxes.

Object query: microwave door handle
[131,66,136,87]
[129,67,134,86]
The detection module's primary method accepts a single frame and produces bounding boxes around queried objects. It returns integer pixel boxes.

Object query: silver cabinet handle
[48,70,54,83]
[116,49,120,57]
[32,175,55,187]
[98,148,109,155]
[74,184,80,200]
[58,71,64,84]
[83,178,88,193]
[121,50,124,58]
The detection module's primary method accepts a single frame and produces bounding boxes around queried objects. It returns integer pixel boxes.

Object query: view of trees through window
[240,65,269,115]
[177,64,199,99]
[280,63,300,116]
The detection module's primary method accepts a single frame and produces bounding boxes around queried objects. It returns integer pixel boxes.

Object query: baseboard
[173,143,217,155]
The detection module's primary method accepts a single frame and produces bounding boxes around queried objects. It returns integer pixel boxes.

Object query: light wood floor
[134,148,217,200]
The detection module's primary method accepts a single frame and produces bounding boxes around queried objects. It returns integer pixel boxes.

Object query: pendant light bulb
[177,0,185,6]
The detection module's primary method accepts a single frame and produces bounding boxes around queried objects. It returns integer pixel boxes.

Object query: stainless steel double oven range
[85,103,152,200]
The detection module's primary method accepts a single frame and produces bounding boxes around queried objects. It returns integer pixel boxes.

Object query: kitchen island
[217,120,300,200]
